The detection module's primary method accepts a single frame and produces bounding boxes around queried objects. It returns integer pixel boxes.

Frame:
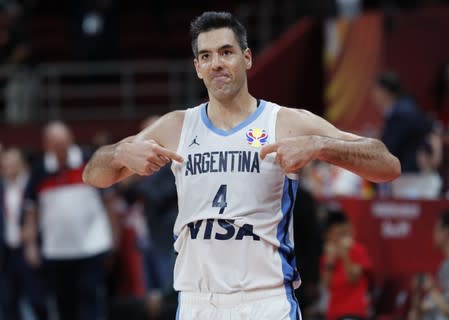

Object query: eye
[200,53,209,61]
[223,50,232,56]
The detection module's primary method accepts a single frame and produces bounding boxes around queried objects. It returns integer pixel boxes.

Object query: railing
[0,60,202,124]
[237,0,298,53]
[0,0,300,125]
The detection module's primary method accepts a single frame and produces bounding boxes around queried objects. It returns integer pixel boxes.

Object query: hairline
[192,26,248,58]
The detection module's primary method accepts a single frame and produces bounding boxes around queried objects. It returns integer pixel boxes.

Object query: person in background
[372,71,442,198]
[137,115,178,293]
[321,209,373,320]
[372,71,438,173]
[293,183,323,318]
[0,148,48,320]
[409,209,449,320]
[22,121,114,320]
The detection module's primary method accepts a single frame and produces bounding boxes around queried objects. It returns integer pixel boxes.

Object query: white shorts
[176,285,301,320]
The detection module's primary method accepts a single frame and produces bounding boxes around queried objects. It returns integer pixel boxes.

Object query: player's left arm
[260,107,401,183]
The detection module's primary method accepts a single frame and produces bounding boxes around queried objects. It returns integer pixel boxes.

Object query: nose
[211,53,223,70]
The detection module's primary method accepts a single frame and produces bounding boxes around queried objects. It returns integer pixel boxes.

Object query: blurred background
[0,0,449,319]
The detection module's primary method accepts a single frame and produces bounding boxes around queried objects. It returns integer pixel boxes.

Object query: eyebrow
[197,44,235,55]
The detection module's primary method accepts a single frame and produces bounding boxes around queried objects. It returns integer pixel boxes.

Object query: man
[372,71,439,174]
[372,71,442,198]
[321,209,373,320]
[83,11,400,320]
[0,148,48,320]
[23,121,113,320]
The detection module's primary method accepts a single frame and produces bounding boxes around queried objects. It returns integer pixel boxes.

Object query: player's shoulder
[277,106,315,118]
[276,106,318,127]
[158,104,206,126]
[155,110,186,130]
[160,109,186,122]
[139,110,185,142]
[142,110,186,151]
[274,106,327,139]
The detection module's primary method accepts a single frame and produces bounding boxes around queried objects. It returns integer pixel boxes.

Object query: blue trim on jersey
[200,100,267,136]
[176,292,180,320]
[277,177,299,282]
[284,284,302,320]
[277,177,300,319]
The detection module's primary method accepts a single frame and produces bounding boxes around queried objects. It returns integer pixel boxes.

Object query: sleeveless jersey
[171,100,300,293]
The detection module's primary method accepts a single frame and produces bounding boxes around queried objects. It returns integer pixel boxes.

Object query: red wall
[383,5,449,112]
[248,17,324,114]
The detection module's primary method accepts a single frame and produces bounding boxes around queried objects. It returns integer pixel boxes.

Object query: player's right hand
[116,139,183,175]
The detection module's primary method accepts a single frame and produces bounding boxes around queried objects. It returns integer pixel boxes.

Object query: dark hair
[190,11,248,58]
[325,209,349,232]
[376,71,403,97]
[439,209,449,228]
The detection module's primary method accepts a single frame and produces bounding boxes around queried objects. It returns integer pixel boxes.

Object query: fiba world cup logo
[246,128,268,147]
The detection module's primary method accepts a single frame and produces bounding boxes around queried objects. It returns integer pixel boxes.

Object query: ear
[244,48,252,70]
[193,58,203,79]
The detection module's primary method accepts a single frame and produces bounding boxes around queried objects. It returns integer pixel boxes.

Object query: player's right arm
[82,110,185,188]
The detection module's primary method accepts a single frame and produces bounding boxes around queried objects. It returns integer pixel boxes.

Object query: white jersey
[172,100,300,293]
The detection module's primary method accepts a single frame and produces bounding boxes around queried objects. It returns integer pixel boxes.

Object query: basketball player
[83,11,400,320]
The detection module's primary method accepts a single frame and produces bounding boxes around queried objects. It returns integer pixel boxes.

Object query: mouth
[211,74,230,82]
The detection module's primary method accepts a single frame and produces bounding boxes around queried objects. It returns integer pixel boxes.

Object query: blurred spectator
[373,71,436,173]
[102,179,147,299]
[0,0,38,124]
[293,183,324,318]
[321,209,373,320]
[372,71,443,198]
[0,148,48,320]
[137,116,178,292]
[22,121,114,320]
[409,209,449,320]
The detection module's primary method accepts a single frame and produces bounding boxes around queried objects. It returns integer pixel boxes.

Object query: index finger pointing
[260,143,279,160]
[157,146,184,163]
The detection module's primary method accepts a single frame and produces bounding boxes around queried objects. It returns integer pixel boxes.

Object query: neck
[207,89,257,131]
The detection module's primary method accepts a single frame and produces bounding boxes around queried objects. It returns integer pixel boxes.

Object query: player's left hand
[260,136,321,173]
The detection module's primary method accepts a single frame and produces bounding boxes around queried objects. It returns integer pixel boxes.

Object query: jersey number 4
[212,184,227,214]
